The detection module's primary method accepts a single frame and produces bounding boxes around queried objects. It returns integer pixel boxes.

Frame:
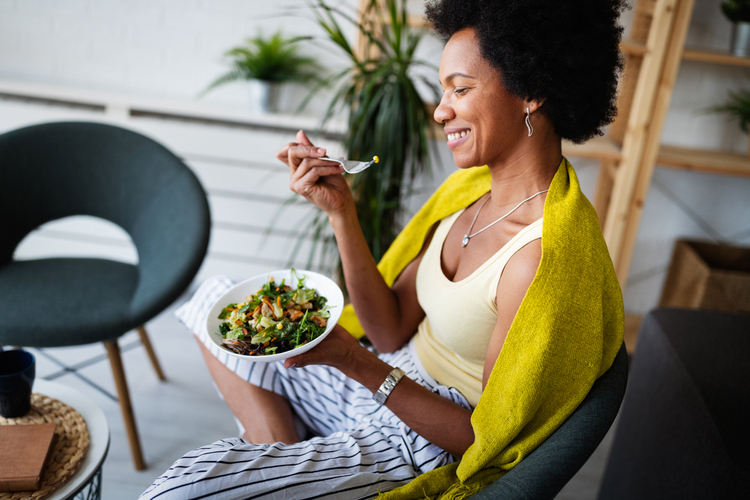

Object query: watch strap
[373,367,405,405]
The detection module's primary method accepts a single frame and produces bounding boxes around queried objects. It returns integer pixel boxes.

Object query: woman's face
[435,28,527,169]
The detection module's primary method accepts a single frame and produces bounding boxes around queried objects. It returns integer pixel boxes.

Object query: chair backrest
[0,121,211,320]
[469,343,629,500]
[597,308,750,500]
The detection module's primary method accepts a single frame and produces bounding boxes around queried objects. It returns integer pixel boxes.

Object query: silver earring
[525,107,534,137]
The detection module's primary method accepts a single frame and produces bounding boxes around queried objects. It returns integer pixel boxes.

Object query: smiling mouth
[446,130,471,141]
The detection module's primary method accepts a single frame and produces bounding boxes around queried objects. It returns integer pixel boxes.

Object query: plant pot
[248,80,281,113]
[730,22,750,57]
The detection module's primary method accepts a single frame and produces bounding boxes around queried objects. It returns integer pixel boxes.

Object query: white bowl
[205,269,344,363]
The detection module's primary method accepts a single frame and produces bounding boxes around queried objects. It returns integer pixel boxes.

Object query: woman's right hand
[276,130,354,218]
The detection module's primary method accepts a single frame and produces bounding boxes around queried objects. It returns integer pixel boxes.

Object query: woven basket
[0,393,90,500]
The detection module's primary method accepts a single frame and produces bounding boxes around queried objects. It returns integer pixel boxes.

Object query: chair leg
[137,326,166,381]
[104,340,146,471]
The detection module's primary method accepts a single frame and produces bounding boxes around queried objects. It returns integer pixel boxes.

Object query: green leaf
[259,316,278,329]
[295,288,317,305]
[702,87,750,133]
[722,0,750,23]
[225,327,245,340]
[200,29,322,97]
[251,330,274,344]
[218,304,237,320]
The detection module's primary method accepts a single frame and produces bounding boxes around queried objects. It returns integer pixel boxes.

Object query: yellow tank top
[412,209,543,407]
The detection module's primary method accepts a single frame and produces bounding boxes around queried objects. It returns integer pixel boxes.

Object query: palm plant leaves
[705,88,750,133]
[304,0,441,268]
[722,0,750,23]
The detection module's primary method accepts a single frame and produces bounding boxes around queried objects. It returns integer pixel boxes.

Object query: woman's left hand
[283,324,363,371]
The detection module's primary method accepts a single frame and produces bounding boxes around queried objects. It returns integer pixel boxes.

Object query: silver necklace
[462,189,549,247]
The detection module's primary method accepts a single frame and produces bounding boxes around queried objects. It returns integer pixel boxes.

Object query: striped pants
[140,277,472,500]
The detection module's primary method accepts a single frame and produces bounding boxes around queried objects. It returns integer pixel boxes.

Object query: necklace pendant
[462,235,469,247]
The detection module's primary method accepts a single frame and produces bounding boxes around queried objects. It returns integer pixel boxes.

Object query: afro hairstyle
[426,0,627,144]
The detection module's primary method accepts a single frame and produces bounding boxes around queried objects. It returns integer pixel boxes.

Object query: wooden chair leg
[137,326,166,381]
[104,340,146,471]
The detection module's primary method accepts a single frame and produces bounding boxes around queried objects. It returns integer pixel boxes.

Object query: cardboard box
[659,239,750,314]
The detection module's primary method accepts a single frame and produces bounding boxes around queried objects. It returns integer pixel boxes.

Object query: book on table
[0,423,57,492]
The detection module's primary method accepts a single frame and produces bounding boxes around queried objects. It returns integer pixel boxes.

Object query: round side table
[33,379,110,500]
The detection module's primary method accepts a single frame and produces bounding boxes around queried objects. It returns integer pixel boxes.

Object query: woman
[142,0,625,498]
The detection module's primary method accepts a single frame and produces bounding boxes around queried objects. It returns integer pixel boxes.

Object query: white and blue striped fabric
[140,277,472,500]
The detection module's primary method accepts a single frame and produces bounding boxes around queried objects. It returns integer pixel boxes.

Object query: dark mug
[0,350,36,418]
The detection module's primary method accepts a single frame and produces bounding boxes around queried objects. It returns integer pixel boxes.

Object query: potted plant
[705,88,750,156]
[291,0,440,273]
[202,31,320,113]
[722,0,750,56]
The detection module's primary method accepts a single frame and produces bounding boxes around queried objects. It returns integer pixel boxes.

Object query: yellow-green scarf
[339,158,624,498]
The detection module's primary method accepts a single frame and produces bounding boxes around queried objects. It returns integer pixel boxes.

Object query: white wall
[0,0,357,114]
[1,0,749,315]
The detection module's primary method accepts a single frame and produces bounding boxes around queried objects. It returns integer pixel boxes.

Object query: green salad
[217,270,330,356]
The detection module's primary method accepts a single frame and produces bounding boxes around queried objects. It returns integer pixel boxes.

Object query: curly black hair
[426,0,627,144]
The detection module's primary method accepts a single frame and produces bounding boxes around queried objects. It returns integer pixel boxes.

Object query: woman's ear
[524,99,545,114]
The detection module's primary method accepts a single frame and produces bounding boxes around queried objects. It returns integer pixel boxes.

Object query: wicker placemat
[0,393,90,500]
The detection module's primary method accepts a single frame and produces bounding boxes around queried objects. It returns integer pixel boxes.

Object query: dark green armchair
[0,121,210,470]
[470,343,629,499]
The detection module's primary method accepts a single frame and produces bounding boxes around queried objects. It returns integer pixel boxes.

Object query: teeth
[447,130,470,141]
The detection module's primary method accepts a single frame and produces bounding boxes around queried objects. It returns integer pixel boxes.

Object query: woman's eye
[454,88,468,96]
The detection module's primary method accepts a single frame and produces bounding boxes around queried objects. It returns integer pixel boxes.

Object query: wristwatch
[373,367,405,405]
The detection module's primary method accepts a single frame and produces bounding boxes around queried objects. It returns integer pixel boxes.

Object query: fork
[319,156,378,174]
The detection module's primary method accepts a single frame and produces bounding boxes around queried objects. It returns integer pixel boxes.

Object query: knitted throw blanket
[339,157,624,498]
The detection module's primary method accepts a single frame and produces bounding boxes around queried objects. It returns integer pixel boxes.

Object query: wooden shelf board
[657,144,750,177]
[682,48,750,68]
[562,136,622,162]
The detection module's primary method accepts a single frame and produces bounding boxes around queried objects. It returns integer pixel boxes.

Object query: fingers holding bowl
[283,325,358,370]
